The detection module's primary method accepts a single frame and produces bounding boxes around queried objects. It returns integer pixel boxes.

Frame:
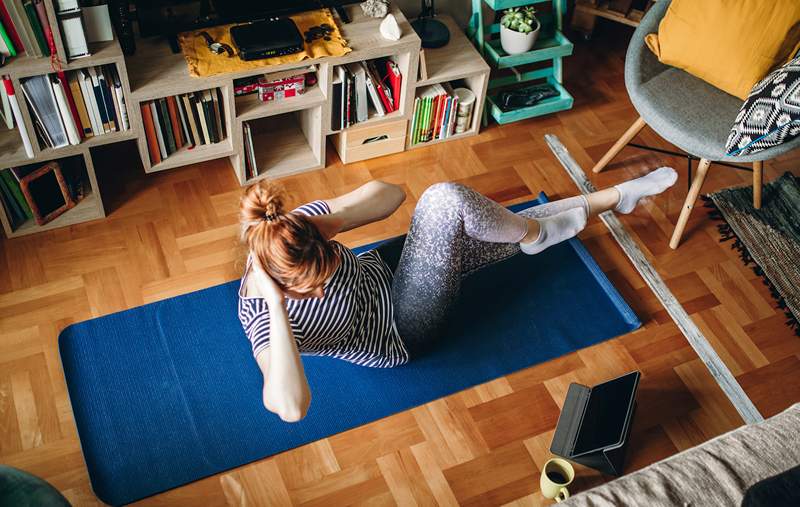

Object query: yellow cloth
[644,0,800,99]
[178,9,351,78]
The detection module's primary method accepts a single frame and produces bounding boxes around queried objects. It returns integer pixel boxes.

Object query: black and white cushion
[726,55,800,156]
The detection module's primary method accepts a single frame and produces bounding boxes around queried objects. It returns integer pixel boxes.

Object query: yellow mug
[540,458,575,503]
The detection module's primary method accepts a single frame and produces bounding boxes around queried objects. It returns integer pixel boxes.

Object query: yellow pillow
[644,0,800,99]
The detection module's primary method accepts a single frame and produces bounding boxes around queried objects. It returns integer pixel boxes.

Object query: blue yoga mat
[59,196,640,506]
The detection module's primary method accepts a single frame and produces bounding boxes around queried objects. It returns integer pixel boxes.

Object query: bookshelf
[0,6,491,238]
[0,0,134,238]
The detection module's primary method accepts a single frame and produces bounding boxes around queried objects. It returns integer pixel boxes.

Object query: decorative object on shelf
[453,87,475,134]
[19,161,76,226]
[258,73,306,102]
[360,0,389,18]
[411,0,449,49]
[497,84,559,112]
[379,13,401,41]
[499,6,540,55]
[178,9,351,77]
[469,0,573,124]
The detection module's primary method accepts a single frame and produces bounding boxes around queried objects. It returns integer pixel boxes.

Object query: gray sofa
[562,403,800,506]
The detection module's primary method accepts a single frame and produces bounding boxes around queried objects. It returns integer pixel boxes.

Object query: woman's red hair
[240,180,339,293]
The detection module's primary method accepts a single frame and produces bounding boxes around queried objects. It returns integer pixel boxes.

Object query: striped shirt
[237,201,410,368]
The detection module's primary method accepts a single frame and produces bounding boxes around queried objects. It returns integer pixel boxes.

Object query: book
[97,66,117,131]
[0,168,32,219]
[51,75,80,145]
[156,97,175,154]
[0,1,24,52]
[33,0,57,57]
[140,102,161,164]
[215,88,226,138]
[244,122,257,178]
[386,59,402,112]
[181,94,199,147]
[193,92,209,145]
[335,66,346,129]
[58,70,83,139]
[149,100,167,160]
[345,63,367,123]
[210,88,225,141]
[23,0,48,55]
[0,172,24,226]
[110,67,128,130]
[59,10,88,59]
[1,84,13,129]
[201,90,216,143]
[362,62,385,117]
[21,74,67,148]
[367,60,393,113]
[105,67,121,132]
[3,79,32,158]
[0,19,17,56]
[166,95,183,149]
[174,94,193,148]
[331,73,342,131]
[54,0,80,13]
[78,69,101,136]
[86,67,109,132]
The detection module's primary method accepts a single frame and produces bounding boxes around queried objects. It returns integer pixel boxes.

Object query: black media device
[230,19,305,60]
[550,371,640,476]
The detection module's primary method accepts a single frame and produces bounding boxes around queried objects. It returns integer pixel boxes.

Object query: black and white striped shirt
[237,201,410,368]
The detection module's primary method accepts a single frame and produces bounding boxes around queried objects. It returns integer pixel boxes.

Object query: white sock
[520,207,587,255]
[613,166,678,214]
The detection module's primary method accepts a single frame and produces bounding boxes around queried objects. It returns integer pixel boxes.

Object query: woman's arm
[251,263,311,423]
[312,181,406,239]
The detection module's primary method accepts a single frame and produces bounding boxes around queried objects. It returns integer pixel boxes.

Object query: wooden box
[332,119,407,164]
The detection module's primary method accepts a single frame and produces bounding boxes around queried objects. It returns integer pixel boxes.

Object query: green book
[0,172,24,225]
[414,97,425,144]
[23,1,48,56]
[0,169,32,219]
[157,98,176,154]
[0,20,17,57]
[422,97,432,142]
[410,98,420,145]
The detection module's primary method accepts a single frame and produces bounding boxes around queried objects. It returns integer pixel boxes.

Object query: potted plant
[500,6,540,55]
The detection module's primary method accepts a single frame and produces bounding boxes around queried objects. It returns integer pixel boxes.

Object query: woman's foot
[614,167,678,214]
[520,207,587,255]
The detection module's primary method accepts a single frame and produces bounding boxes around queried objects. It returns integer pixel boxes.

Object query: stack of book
[331,58,401,131]
[19,64,129,150]
[410,83,459,146]
[0,0,59,59]
[140,88,226,166]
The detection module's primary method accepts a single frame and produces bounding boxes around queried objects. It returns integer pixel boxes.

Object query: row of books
[331,58,401,131]
[410,83,462,146]
[0,0,57,59]
[19,64,129,151]
[140,88,226,165]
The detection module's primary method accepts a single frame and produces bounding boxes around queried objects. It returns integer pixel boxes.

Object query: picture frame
[19,161,76,225]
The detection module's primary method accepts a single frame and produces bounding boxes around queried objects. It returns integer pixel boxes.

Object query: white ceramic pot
[500,22,540,55]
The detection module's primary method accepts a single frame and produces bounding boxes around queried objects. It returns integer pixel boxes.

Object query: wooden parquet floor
[2,26,800,507]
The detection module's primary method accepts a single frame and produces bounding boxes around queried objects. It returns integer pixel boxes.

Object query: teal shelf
[484,30,573,69]
[487,78,573,124]
[484,0,552,10]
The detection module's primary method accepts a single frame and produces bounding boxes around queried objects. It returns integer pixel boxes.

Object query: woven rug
[705,172,800,335]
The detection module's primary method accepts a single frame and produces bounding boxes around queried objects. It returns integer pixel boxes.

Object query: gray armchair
[592,0,800,249]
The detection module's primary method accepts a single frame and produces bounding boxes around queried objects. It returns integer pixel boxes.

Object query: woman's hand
[251,259,284,306]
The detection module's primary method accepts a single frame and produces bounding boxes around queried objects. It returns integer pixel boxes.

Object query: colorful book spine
[0,169,32,219]
[23,1,48,55]
[0,1,23,51]
[0,19,18,56]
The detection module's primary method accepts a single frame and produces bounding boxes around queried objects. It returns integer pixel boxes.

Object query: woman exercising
[238,168,676,421]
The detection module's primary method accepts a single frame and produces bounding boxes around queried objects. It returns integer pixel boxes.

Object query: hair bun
[240,179,286,229]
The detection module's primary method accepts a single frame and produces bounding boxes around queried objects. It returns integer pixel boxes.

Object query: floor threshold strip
[544,134,763,425]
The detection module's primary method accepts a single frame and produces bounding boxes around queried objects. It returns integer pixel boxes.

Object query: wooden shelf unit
[0,5,492,237]
[407,15,490,150]
[0,0,135,238]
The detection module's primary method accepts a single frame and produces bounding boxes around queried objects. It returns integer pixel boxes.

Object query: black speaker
[109,0,136,55]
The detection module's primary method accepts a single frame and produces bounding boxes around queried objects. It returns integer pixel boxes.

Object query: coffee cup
[540,458,574,503]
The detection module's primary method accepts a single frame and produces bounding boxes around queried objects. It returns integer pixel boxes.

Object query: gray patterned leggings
[389,182,588,357]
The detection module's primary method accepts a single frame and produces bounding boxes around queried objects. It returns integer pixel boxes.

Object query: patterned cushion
[726,56,800,156]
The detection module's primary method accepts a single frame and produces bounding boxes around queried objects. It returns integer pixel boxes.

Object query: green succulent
[500,6,538,34]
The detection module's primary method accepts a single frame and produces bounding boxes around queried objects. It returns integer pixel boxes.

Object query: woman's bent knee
[419,182,470,207]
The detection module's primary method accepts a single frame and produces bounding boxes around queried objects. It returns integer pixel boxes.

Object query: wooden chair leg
[592,117,647,174]
[753,161,763,209]
[670,158,711,250]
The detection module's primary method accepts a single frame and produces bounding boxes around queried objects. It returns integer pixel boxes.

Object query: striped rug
[705,172,800,335]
